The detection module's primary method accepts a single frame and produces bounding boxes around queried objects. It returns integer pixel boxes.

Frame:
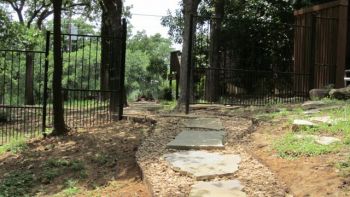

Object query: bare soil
[0,119,153,197]
[245,119,350,197]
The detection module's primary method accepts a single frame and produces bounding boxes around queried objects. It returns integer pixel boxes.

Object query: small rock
[189,180,246,197]
[309,116,333,125]
[329,87,350,100]
[301,101,326,110]
[292,120,317,131]
[303,109,320,115]
[309,89,330,101]
[295,134,341,145]
[316,136,341,145]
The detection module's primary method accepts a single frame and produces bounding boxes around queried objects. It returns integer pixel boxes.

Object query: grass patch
[161,100,177,111]
[54,179,81,197]
[0,170,34,197]
[274,133,340,158]
[0,138,28,155]
[336,157,350,178]
[41,158,87,184]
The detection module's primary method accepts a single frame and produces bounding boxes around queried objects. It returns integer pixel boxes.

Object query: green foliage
[274,133,340,158]
[0,171,34,197]
[126,32,172,100]
[0,138,28,155]
[42,158,87,183]
[59,180,81,197]
[336,157,350,177]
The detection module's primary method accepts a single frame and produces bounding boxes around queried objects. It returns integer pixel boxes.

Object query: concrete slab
[182,118,224,130]
[190,180,246,197]
[164,151,241,180]
[167,130,226,150]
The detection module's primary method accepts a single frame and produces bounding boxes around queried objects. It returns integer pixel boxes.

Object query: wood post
[335,1,348,88]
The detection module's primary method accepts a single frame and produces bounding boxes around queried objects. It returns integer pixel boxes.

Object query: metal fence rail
[0,19,127,145]
[0,49,48,144]
[192,68,310,105]
[187,15,335,107]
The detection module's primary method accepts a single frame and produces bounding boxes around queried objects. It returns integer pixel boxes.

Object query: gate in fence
[187,15,338,107]
[0,19,127,145]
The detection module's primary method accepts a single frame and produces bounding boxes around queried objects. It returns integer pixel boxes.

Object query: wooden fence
[294,0,349,89]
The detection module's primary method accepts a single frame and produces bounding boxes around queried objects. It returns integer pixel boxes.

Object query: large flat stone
[167,130,226,150]
[164,151,241,180]
[182,118,224,130]
[295,134,341,145]
[190,180,246,197]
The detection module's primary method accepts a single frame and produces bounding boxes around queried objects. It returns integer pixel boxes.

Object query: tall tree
[177,0,202,110]
[100,0,123,112]
[206,0,225,102]
[51,0,68,135]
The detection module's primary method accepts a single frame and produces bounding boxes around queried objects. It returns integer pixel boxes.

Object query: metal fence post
[42,31,51,136]
[118,18,127,120]
[186,14,194,114]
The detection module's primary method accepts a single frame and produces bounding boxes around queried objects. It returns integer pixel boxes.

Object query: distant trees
[126,32,172,100]
[0,0,88,105]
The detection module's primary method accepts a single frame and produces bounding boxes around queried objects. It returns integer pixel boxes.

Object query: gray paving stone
[167,130,226,150]
[164,151,241,180]
[189,180,246,197]
[182,118,224,130]
[295,134,341,145]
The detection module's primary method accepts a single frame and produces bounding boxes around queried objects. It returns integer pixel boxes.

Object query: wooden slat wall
[294,0,348,90]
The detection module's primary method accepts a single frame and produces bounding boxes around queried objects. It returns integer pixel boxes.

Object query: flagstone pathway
[136,113,287,196]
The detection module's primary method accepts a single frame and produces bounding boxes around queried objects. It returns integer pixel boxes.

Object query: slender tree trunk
[100,8,111,100]
[206,0,225,102]
[177,0,201,110]
[25,52,34,105]
[101,0,123,113]
[51,0,68,135]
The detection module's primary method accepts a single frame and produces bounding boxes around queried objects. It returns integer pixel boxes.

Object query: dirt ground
[0,119,153,197]
[246,119,350,197]
[1,103,350,196]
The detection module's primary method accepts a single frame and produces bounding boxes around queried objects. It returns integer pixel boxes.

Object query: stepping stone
[295,134,341,145]
[309,116,333,124]
[292,119,317,131]
[167,130,226,150]
[190,180,246,197]
[301,101,326,110]
[303,109,321,115]
[293,119,317,127]
[182,118,224,130]
[316,136,341,145]
[164,151,241,180]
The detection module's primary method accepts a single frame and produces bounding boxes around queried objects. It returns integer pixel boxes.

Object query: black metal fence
[0,20,127,145]
[189,15,313,106]
[0,49,48,144]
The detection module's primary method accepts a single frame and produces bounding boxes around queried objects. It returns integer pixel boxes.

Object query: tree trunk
[101,0,123,113]
[25,52,35,105]
[100,8,111,100]
[205,0,225,102]
[51,0,68,135]
[177,0,201,110]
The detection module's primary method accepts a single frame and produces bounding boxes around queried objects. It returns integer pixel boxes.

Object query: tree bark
[25,52,34,105]
[177,0,201,110]
[205,0,225,102]
[101,0,123,113]
[51,0,68,135]
[100,8,111,100]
